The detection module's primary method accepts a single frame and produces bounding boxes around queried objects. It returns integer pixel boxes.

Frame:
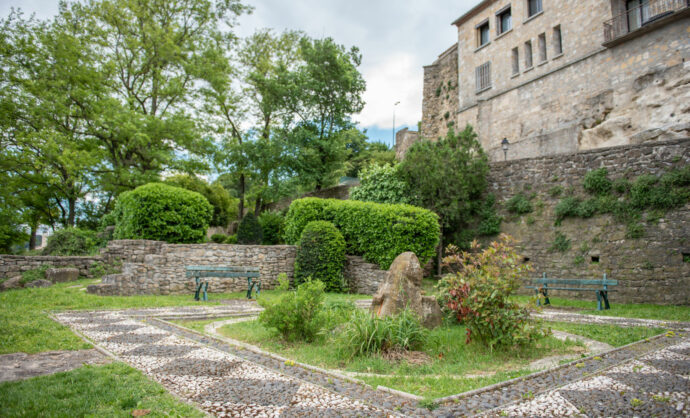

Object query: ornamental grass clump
[437,234,547,349]
[258,278,326,342]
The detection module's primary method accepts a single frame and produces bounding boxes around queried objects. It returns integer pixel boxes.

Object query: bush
[165,174,238,227]
[258,279,326,342]
[554,196,582,221]
[43,228,102,256]
[349,163,411,205]
[224,234,238,244]
[437,234,546,349]
[583,168,612,195]
[237,213,263,245]
[258,211,285,245]
[294,221,346,292]
[210,233,227,244]
[506,193,533,215]
[20,264,51,285]
[284,198,440,269]
[477,194,502,236]
[338,308,427,358]
[112,183,212,244]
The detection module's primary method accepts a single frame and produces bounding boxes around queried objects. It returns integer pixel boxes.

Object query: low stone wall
[344,256,387,295]
[89,240,388,296]
[0,255,101,279]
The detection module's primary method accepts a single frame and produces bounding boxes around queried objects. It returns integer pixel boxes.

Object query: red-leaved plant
[436,234,547,349]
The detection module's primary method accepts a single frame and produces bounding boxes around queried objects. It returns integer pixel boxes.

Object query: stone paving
[0,349,111,382]
[53,304,690,417]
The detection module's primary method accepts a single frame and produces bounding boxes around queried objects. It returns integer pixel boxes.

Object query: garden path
[0,349,111,382]
[53,304,689,417]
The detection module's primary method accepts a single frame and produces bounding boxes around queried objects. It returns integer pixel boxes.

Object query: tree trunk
[254,195,262,215]
[29,225,37,251]
[67,198,76,227]
[238,173,245,220]
[436,232,443,277]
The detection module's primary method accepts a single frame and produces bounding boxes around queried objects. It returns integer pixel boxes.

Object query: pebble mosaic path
[54,304,689,417]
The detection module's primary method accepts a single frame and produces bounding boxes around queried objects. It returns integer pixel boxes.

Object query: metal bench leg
[602,291,610,310]
[596,290,603,311]
[535,289,541,306]
[543,286,550,306]
[246,278,254,299]
[255,281,261,297]
[194,277,202,301]
[203,281,209,302]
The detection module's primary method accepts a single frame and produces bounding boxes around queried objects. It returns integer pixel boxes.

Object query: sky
[1,0,475,147]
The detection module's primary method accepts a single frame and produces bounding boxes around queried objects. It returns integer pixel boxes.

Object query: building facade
[418,0,690,161]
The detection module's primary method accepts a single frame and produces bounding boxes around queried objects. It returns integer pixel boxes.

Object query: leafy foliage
[165,175,238,227]
[294,221,346,292]
[506,194,533,215]
[43,228,102,256]
[550,232,571,252]
[437,235,546,349]
[350,163,411,205]
[476,194,503,236]
[224,234,238,244]
[284,198,440,269]
[237,213,263,245]
[112,183,213,244]
[0,204,27,254]
[258,279,326,342]
[337,309,427,358]
[20,264,51,285]
[583,168,612,195]
[210,234,228,244]
[257,211,285,245]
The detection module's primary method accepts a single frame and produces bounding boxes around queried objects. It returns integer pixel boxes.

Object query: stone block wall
[89,240,388,296]
[0,255,102,279]
[421,44,459,142]
[484,138,690,305]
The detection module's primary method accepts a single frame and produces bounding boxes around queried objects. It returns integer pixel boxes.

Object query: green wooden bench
[525,273,618,311]
[185,266,261,302]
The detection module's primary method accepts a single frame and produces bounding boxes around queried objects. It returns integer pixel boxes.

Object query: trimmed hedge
[237,213,262,245]
[258,211,285,245]
[112,183,212,244]
[294,221,346,292]
[284,198,440,269]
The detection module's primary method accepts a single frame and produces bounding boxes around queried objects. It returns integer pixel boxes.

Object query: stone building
[415,0,690,161]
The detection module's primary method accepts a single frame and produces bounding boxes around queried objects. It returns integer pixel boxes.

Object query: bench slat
[186,271,260,278]
[185,266,259,272]
[525,286,617,292]
[531,278,618,286]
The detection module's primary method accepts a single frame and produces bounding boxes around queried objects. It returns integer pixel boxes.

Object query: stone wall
[0,255,102,279]
[421,1,690,161]
[395,128,420,161]
[484,138,690,305]
[421,44,459,142]
[88,240,388,296]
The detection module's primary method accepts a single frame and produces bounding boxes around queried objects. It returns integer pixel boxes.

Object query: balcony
[603,0,689,45]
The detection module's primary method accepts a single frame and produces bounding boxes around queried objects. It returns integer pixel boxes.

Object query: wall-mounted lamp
[501,138,510,161]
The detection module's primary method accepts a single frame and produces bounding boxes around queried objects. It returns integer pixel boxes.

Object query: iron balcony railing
[603,0,688,43]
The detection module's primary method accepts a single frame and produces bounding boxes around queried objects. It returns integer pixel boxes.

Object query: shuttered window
[475,62,491,92]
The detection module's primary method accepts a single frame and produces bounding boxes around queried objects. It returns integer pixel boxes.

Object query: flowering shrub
[437,234,547,349]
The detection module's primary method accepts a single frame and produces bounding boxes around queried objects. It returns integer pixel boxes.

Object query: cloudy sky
[1,0,475,146]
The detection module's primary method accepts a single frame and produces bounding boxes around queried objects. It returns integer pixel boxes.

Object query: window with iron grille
[524,40,533,68]
[538,33,547,62]
[476,62,491,92]
[553,25,563,55]
[528,0,543,17]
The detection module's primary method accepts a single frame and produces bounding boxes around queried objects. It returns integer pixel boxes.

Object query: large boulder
[46,268,80,283]
[370,252,442,328]
[1,276,22,291]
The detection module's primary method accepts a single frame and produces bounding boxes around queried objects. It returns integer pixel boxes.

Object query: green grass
[512,295,690,322]
[0,279,370,354]
[547,322,667,347]
[0,362,203,417]
[213,318,581,398]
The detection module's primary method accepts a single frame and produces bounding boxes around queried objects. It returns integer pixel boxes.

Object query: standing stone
[370,252,442,328]
[46,268,80,283]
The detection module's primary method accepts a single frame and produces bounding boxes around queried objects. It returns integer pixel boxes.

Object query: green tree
[165,174,237,227]
[350,163,411,205]
[399,126,489,274]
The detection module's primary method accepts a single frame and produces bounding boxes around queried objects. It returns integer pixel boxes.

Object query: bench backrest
[185,266,260,278]
[532,273,617,286]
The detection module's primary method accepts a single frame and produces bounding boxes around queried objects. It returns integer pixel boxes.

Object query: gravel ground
[54,307,689,417]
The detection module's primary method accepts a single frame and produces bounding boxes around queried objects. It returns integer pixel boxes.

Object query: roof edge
[451,0,496,27]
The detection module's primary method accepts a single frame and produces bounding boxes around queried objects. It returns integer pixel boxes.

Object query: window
[538,33,547,62]
[512,47,520,75]
[553,25,563,55]
[524,40,533,68]
[477,21,490,47]
[626,0,650,32]
[527,0,543,17]
[476,62,491,92]
[497,7,512,35]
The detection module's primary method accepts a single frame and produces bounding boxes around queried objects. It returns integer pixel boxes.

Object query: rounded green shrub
[258,211,285,245]
[294,221,346,292]
[583,168,612,195]
[350,163,411,205]
[43,228,102,256]
[237,213,263,245]
[112,183,212,244]
[210,233,227,244]
[505,193,533,214]
[258,279,326,342]
[225,234,238,244]
[284,198,439,270]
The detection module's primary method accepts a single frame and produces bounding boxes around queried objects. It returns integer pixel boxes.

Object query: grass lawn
[210,318,582,399]
[0,279,370,355]
[547,321,667,347]
[511,295,690,322]
[0,362,203,417]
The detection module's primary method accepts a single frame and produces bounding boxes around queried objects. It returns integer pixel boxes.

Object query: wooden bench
[525,273,618,311]
[185,266,261,302]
